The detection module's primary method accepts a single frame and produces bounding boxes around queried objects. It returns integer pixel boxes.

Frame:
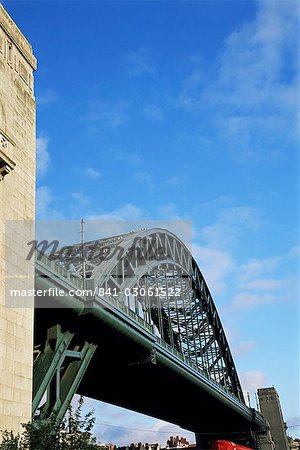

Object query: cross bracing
[48,228,244,401]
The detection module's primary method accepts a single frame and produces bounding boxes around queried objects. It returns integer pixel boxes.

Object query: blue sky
[4,0,299,444]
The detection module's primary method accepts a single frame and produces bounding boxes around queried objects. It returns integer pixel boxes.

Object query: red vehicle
[210,441,254,450]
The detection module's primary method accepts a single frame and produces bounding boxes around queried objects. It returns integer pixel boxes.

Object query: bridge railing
[37,252,84,289]
[107,294,154,334]
[156,337,249,409]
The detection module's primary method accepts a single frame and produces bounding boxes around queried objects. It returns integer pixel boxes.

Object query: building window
[0,133,15,180]
[7,41,13,65]
[19,61,29,84]
[0,158,13,179]
[0,35,4,55]
[1,134,8,151]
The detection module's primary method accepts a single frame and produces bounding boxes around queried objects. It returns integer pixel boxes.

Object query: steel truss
[49,228,244,401]
[33,325,97,423]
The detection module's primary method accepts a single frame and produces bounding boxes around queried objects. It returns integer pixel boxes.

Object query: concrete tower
[258,387,290,450]
[0,4,37,433]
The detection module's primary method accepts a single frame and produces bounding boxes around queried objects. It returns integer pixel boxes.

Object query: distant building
[258,387,290,450]
[117,442,160,450]
[289,438,300,449]
[166,436,196,449]
[98,445,117,450]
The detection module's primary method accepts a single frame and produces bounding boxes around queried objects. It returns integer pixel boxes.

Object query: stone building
[0,4,37,433]
[258,387,290,450]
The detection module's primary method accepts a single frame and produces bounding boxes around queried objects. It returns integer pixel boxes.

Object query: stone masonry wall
[0,4,37,433]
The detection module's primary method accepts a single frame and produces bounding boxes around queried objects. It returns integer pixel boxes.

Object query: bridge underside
[33,228,266,449]
[34,306,261,436]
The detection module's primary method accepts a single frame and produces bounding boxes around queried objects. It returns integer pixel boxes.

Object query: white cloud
[218,206,262,230]
[36,186,53,218]
[241,277,286,291]
[36,136,50,177]
[97,419,194,447]
[36,186,65,220]
[192,205,298,315]
[36,186,63,220]
[84,167,101,179]
[233,341,256,358]
[287,246,300,259]
[192,244,235,295]
[124,47,156,77]
[114,204,144,220]
[239,370,269,396]
[176,0,299,161]
[239,256,281,281]
[231,291,277,310]
[71,191,90,206]
[89,203,144,222]
[211,0,299,113]
[36,89,58,105]
[157,204,181,221]
[224,246,299,312]
[200,206,261,249]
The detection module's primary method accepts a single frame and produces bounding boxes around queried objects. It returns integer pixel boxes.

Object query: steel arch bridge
[33,227,266,447]
[50,228,243,399]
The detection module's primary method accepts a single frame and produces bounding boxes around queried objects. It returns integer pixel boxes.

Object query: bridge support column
[32,324,97,424]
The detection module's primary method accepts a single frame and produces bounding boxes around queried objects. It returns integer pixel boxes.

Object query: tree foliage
[0,396,100,450]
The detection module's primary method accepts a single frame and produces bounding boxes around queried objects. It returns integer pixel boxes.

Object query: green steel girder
[32,324,97,424]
